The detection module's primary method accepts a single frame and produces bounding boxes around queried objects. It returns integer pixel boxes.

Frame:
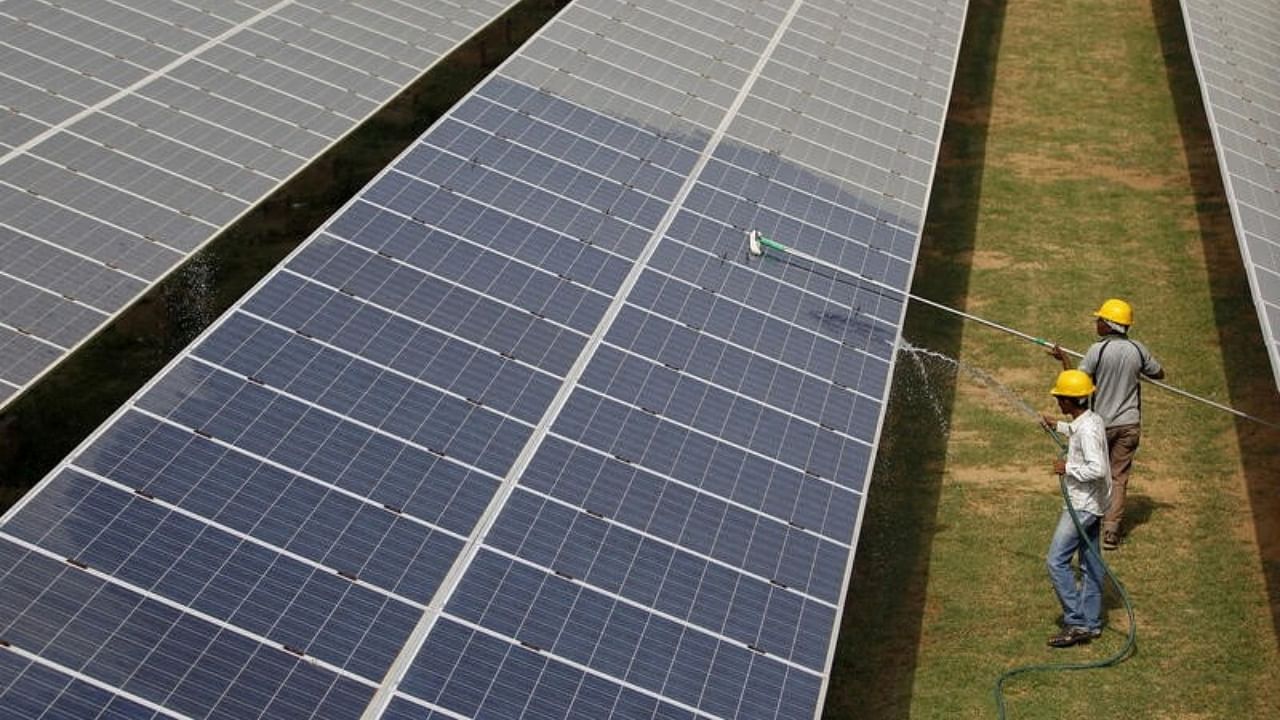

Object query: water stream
[896,338,1042,424]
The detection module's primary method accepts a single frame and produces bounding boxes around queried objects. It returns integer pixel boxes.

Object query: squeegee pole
[747,231,1280,429]
[748,231,1056,348]
[901,293,1056,349]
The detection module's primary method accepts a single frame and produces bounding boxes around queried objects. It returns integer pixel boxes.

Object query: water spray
[746,230,1278,429]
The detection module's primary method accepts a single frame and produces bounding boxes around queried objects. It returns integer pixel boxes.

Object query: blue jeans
[1046,509,1105,632]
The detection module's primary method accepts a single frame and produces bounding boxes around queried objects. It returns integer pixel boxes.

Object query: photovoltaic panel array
[1179,0,1280,390]
[0,0,970,718]
[0,0,520,409]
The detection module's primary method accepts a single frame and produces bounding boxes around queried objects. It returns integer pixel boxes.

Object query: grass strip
[826,0,1280,717]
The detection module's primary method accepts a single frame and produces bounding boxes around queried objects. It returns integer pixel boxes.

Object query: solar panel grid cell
[0,276,103,348]
[0,325,64,385]
[1,0,968,715]
[0,536,376,718]
[4,469,425,672]
[0,647,169,720]
[483,487,835,669]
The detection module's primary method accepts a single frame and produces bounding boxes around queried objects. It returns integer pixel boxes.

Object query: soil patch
[1004,151,1174,191]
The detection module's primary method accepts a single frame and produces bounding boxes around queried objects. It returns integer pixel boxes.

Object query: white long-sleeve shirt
[1054,410,1112,516]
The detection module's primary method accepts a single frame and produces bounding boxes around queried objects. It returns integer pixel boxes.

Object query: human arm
[1047,344,1072,371]
[1040,415,1070,435]
[1137,340,1164,380]
[1044,416,1071,475]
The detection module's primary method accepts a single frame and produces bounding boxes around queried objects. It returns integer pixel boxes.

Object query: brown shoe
[1102,531,1120,551]
[1047,627,1096,648]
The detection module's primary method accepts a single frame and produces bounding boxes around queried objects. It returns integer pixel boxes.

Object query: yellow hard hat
[1050,369,1095,398]
[1093,298,1133,326]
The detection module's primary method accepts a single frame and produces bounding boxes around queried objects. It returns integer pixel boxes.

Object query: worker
[1049,298,1164,550]
[1041,369,1111,647]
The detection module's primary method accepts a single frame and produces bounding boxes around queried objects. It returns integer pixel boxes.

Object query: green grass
[826,0,1280,717]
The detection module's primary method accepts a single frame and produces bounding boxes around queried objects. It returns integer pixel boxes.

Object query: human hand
[1052,458,1066,475]
[1040,415,1056,432]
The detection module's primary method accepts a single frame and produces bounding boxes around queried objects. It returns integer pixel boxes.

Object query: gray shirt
[1078,336,1163,427]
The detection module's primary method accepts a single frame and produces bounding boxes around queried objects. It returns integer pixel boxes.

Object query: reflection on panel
[0,0,517,407]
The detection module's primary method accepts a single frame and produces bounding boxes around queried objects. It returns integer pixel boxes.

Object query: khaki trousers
[1103,424,1142,536]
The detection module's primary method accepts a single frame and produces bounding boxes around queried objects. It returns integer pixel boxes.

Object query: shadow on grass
[1122,493,1174,540]
[821,0,1008,716]
[0,0,569,514]
[1150,0,1280,648]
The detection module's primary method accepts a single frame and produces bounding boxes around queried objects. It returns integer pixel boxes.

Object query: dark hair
[1067,395,1089,409]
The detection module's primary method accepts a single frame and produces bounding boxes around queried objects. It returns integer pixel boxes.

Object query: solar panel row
[0,0,517,409]
[1179,0,1280,389]
[0,0,970,717]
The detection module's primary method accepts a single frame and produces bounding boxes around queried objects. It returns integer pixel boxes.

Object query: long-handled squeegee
[746,229,1278,429]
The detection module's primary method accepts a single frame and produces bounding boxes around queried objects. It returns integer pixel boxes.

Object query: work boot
[1047,626,1096,648]
[1100,521,1122,550]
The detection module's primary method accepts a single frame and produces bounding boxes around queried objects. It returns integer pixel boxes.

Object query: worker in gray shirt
[1050,298,1164,550]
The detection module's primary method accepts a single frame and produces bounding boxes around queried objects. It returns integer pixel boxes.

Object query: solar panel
[0,0,970,717]
[1179,0,1280,389]
[0,0,521,410]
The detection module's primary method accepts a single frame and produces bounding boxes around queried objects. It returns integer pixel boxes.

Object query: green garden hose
[992,425,1137,718]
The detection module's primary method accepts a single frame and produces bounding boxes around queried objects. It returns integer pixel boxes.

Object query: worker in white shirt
[1040,369,1113,647]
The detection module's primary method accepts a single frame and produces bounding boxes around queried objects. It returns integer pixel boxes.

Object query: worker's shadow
[1119,494,1172,540]
[1100,494,1174,614]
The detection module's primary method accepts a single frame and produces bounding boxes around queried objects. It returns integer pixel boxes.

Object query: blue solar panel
[1179,0,1280,390]
[0,647,168,720]
[0,0,970,716]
